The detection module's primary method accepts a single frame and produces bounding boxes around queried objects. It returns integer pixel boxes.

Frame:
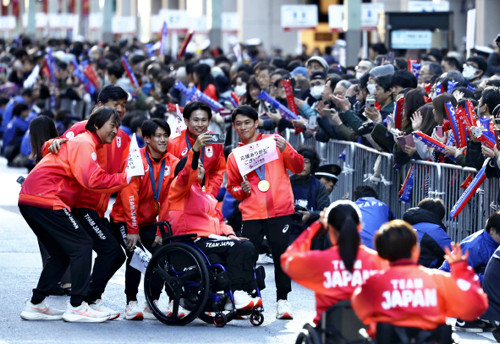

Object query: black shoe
[63,286,72,295]
[454,319,494,332]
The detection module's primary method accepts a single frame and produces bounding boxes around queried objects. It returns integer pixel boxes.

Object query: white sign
[188,15,208,34]
[89,12,102,30]
[361,3,384,30]
[130,246,151,274]
[408,1,450,12]
[23,13,48,29]
[112,16,137,34]
[281,5,318,31]
[47,13,76,29]
[391,30,432,50]
[328,5,344,32]
[221,12,238,33]
[0,16,16,31]
[127,133,145,178]
[158,9,188,31]
[466,9,476,58]
[329,4,384,32]
[232,136,279,177]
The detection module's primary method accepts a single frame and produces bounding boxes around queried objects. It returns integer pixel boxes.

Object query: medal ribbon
[145,150,166,203]
[255,165,265,181]
[185,131,205,163]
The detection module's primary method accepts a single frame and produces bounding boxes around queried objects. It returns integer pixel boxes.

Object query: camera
[206,133,225,145]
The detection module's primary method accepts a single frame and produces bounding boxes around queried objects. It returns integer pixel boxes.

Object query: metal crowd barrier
[229,128,498,242]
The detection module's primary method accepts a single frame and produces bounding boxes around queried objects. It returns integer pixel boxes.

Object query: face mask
[356,72,364,80]
[367,83,376,95]
[310,85,325,99]
[234,84,247,97]
[463,65,478,80]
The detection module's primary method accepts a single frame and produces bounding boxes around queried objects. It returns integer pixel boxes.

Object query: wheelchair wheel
[295,323,321,344]
[144,242,210,326]
[250,312,264,326]
[214,312,227,327]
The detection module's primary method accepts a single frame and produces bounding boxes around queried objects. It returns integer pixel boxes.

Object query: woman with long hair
[281,200,386,325]
[193,63,218,101]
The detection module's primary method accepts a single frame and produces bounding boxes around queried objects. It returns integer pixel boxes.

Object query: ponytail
[325,200,362,272]
[338,216,360,272]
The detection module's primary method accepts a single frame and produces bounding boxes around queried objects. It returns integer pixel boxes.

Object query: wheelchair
[295,300,368,344]
[143,222,265,327]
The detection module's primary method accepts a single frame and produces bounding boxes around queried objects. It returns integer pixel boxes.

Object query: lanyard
[145,150,166,202]
[185,131,205,163]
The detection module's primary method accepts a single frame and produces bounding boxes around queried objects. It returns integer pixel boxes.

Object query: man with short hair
[418,62,442,87]
[167,101,226,198]
[226,105,304,320]
[110,118,192,320]
[464,56,488,83]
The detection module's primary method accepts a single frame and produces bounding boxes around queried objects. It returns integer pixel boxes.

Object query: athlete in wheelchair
[143,150,265,327]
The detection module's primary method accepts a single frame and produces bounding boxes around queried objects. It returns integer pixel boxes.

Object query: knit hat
[369,64,395,78]
[306,56,329,73]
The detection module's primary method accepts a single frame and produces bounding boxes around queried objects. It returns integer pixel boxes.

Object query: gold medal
[154,201,161,212]
[258,180,270,192]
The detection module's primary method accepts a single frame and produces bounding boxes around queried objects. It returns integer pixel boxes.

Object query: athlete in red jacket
[168,143,260,310]
[351,220,489,337]
[19,107,129,323]
[45,85,132,318]
[110,118,192,320]
[167,101,226,198]
[226,105,304,319]
[281,200,386,325]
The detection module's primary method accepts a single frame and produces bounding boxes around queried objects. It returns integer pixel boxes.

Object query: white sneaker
[276,299,293,320]
[20,299,64,320]
[166,300,187,318]
[89,299,120,320]
[142,301,157,320]
[124,301,143,320]
[62,301,109,323]
[231,290,254,310]
[257,253,274,265]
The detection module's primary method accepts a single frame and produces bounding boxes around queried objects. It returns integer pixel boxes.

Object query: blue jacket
[356,197,394,249]
[1,95,24,135]
[2,116,29,153]
[290,174,330,236]
[440,229,499,284]
[482,246,500,321]
[403,207,451,268]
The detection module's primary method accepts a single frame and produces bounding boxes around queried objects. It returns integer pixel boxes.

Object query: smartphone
[366,95,376,108]
[435,126,444,138]
[206,133,225,145]
[405,134,415,148]
[397,136,407,150]
[308,115,318,130]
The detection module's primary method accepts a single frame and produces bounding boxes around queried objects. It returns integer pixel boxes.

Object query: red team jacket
[167,129,226,198]
[60,121,131,216]
[226,133,304,221]
[110,147,181,235]
[167,151,235,238]
[351,259,489,335]
[19,131,127,210]
[281,221,387,324]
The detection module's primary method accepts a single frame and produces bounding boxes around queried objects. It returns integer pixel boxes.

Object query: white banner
[281,5,318,30]
[130,246,151,274]
[127,133,145,178]
[232,136,279,177]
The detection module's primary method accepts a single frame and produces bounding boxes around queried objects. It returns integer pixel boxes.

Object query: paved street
[0,157,496,343]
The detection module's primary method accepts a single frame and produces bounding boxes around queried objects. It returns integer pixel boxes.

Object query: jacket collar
[88,131,103,148]
[238,132,263,147]
[144,146,169,162]
[390,258,417,267]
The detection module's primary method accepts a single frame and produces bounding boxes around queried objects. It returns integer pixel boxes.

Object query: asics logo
[282,225,289,233]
